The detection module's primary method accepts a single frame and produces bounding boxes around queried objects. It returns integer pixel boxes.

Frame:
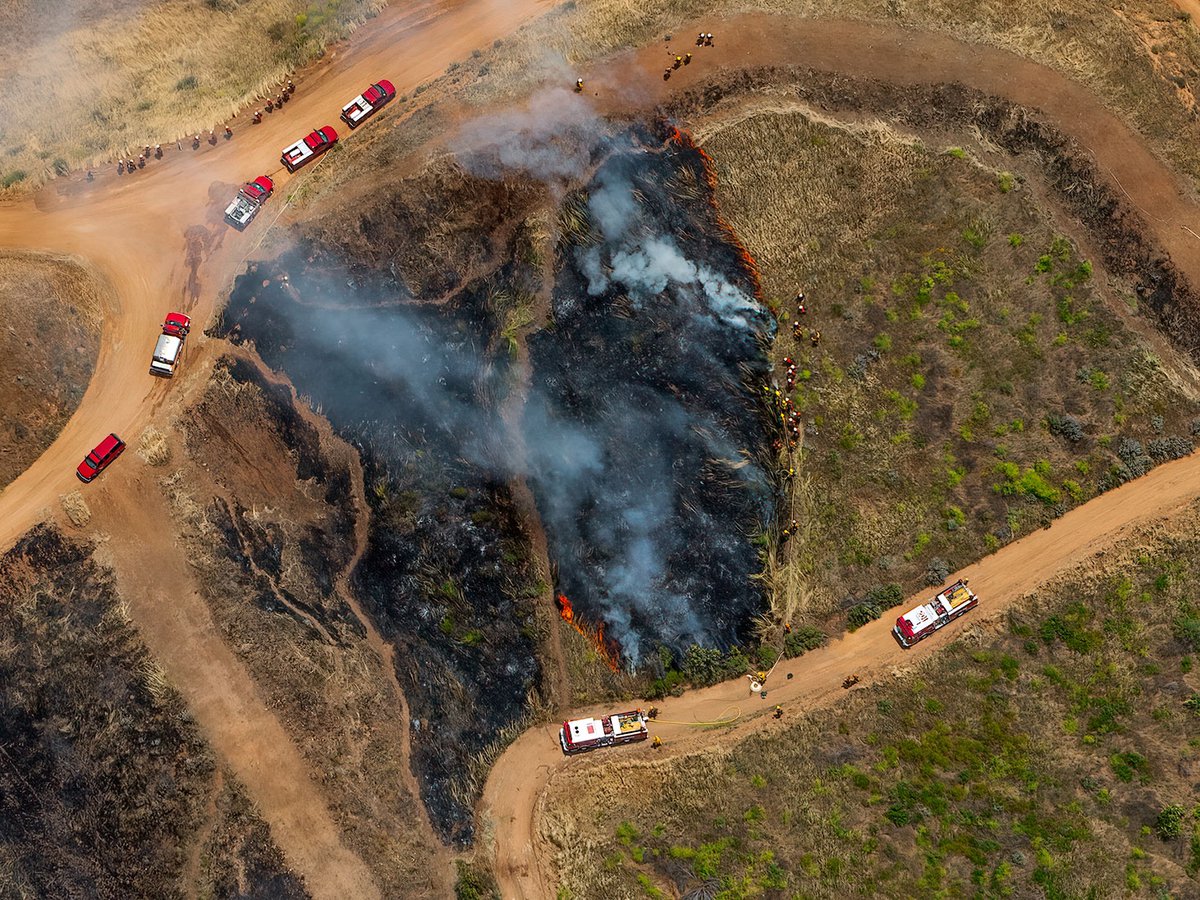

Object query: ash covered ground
[217,120,777,839]
[219,262,541,844]
[527,127,776,661]
[0,526,306,898]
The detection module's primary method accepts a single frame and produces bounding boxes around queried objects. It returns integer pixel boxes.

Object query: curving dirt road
[6,2,1200,896]
[481,15,1200,899]
[0,0,552,895]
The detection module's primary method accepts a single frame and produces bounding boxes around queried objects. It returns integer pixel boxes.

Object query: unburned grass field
[700,110,1200,629]
[0,0,385,186]
[541,508,1200,898]
[0,252,103,490]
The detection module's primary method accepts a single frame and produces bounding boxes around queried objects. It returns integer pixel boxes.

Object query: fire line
[557,594,622,672]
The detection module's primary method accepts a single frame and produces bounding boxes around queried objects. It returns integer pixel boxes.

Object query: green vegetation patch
[544,527,1200,897]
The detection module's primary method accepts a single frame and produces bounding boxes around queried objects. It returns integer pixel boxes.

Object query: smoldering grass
[557,193,593,247]
[453,686,552,810]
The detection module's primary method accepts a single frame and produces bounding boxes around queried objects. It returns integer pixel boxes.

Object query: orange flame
[662,123,764,301]
[557,594,621,672]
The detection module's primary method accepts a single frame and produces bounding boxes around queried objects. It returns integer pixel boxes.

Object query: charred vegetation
[177,357,443,891]
[219,256,543,845]
[0,526,301,899]
[216,120,783,838]
[527,123,776,662]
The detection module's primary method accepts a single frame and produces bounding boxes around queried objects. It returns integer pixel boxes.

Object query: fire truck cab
[893,579,978,648]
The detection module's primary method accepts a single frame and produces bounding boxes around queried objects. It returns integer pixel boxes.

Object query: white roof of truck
[565,716,606,743]
[342,95,371,122]
[898,580,976,630]
[153,333,181,360]
[225,194,258,224]
[564,711,645,743]
[281,138,312,164]
[899,602,938,631]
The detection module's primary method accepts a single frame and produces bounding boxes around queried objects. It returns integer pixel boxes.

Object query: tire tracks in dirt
[0,0,556,894]
[93,476,383,900]
[482,14,1200,899]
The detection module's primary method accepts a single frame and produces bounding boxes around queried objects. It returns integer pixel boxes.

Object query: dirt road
[94,478,384,900]
[0,0,552,894]
[4,0,1200,894]
[482,15,1200,898]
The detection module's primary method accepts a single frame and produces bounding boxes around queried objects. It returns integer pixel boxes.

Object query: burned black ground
[218,257,543,845]
[527,125,776,661]
[216,125,782,836]
[176,355,445,893]
[0,526,303,899]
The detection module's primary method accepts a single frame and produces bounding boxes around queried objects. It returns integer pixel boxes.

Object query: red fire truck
[560,710,649,755]
[893,579,978,648]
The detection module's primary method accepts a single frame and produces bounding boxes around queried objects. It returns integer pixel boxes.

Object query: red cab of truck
[280,126,338,172]
[162,312,191,337]
[240,176,274,202]
[76,433,126,483]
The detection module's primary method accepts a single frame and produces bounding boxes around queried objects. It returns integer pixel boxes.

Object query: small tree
[847,603,882,630]
[1156,805,1187,840]
[681,645,724,685]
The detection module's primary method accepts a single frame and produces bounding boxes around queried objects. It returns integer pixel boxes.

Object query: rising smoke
[224,104,776,665]
[523,141,775,661]
[461,96,776,660]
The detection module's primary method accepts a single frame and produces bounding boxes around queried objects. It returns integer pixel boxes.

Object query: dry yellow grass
[59,490,91,527]
[0,0,385,187]
[449,0,1200,185]
[137,425,171,466]
[0,251,105,489]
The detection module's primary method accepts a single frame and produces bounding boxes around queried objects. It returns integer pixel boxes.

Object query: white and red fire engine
[893,579,978,648]
[560,709,649,755]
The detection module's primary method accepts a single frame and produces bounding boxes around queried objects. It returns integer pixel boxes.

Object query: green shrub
[681,645,724,685]
[454,860,499,899]
[848,602,883,630]
[1110,751,1147,783]
[784,625,826,657]
[1175,615,1200,652]
[174,74,198,91]
[1155,805,1186,840]
[2,170,27,188]
[866,583,904,607]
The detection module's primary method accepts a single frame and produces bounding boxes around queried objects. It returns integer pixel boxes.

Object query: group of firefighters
[112,144,162,177]
[573,30,716,93]
[765,291,816,453]
[102,78,296,179]
[252,78,297,123]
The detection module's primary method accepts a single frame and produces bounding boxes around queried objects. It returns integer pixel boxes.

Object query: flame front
[557,594,620,671]
[663,123,764,300]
